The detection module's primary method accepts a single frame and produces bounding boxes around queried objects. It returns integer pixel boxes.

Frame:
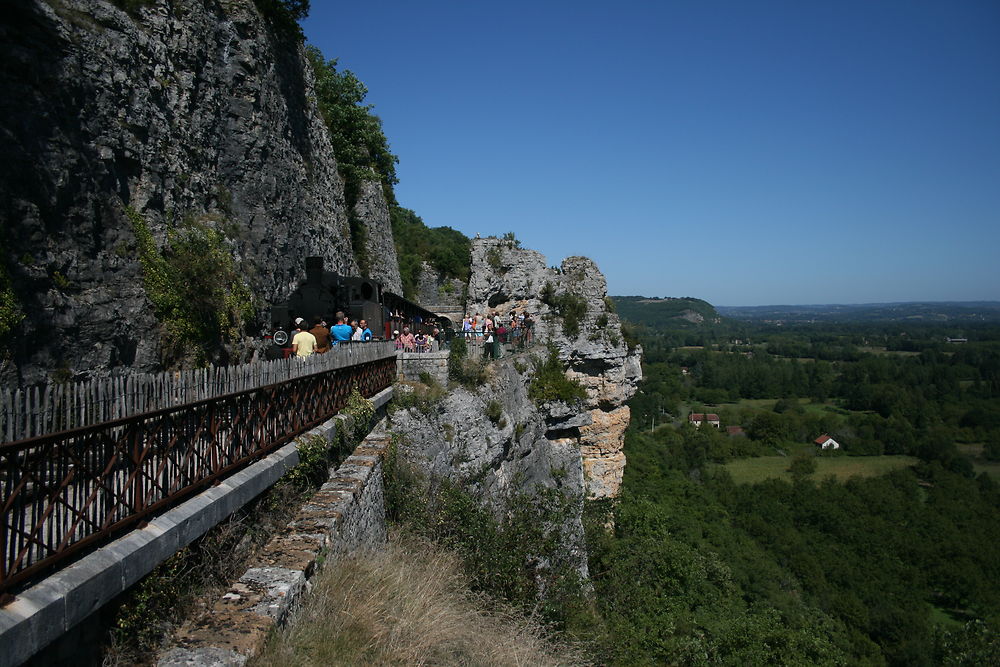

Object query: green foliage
[254,0,310,39]
[528,346,587,405]
[343,387,376,441]
[485,399,503,423]
[281,434,334,493]
[614,295,719,329]
[383,441,595,632]
[611,311,1000,664]
[391,379,447,416]
[787,453,817,480]
[448,337,487,388]
[390,206,470,299]
[0,260,23,341]
[486,246,503,271]
[127,207,254,364]
[541,286,588,338]
[306,45,397,206]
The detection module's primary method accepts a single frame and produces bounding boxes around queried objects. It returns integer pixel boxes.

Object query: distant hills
[611,296,720,328]
[716,301,1000,323]
[612,297,1000,325]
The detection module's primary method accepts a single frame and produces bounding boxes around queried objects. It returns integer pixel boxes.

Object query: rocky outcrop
[382,359,592,576]
[465,238,642,500]
[352,180,402,295]
[0,1,357,384]
[387,239,639,577]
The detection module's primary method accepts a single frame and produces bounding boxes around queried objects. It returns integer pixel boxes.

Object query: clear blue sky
[301,1,1000,306]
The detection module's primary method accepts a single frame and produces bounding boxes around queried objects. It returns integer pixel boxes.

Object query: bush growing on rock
[528,346,587,405]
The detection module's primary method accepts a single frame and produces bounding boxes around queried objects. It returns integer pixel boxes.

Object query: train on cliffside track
[263,257,450,354]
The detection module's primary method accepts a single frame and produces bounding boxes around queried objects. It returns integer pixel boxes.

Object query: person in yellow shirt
[292,320,317,357]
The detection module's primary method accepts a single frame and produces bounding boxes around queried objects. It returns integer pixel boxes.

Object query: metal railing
[0,343,396,597]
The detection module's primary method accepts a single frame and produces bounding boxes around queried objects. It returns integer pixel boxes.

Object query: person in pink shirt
[398,327,416,351]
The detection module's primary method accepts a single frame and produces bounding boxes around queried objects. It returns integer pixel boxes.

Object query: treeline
[628,323,1000,470]
[590,429,1000,665]
[588,319,1000,664]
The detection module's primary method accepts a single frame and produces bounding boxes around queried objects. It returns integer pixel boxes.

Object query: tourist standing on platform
[292,320,317,357]
[309,318,331,354]
[398,327,416,351]
[359,320,373,341]
[331,316,353,345]
[350,319,362,342]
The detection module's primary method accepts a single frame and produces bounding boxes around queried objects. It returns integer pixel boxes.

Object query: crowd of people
[289,312,374,358]
[391,326,441,352]
[461,311,534,346]
[282,309,536,359]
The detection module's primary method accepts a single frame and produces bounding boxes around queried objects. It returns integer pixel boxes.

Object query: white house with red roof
[689,413,720,428]
[814,434,840,450]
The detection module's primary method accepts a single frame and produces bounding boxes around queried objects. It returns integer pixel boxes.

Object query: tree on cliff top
[305,45,399,206]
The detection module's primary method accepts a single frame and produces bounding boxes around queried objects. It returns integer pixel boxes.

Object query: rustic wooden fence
[1,342,395,444]
[0,342,397,598]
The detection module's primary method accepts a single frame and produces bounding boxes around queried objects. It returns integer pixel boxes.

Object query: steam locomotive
[264,257,449,352]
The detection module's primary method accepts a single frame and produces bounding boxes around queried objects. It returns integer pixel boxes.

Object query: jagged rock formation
[352,180,402,295]
[386,239,640,575]
[0,1,364,384]
[466,238,642,500]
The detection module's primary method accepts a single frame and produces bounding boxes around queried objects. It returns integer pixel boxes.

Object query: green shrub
[486,246,503,271]
[448,337,487,388]
[485,399,503,423]
[127,207,254,364]
[382,442,594,632]
[0,261,23,341]
[343,387,376,441]
[528,346,587,405]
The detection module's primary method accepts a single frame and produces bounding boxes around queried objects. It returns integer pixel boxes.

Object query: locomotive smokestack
[306,257,323,285]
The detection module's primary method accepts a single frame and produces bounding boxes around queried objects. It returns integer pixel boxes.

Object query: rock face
[382,359,592,575]
[0,1,358,384]
[353,180,402,295]
[466,238,642,500]
[387,240,640,575]
[414,260,465,323]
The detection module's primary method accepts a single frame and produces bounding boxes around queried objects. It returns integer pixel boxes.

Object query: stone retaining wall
[397,350,450,385]
[156,432,393,665]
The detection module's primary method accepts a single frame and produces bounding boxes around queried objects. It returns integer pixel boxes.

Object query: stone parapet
[156,432,392,666]
[396,350,450,385]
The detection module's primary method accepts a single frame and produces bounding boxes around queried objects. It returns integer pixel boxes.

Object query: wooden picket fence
[0,342,396,444]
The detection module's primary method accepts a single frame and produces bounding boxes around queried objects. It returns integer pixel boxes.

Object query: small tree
[788,454,816,481]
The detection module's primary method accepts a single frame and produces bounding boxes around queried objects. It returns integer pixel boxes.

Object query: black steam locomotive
[265,257,448,351]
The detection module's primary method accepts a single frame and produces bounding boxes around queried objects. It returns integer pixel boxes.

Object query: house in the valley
[814,434,840,450]
[689,413,720,428]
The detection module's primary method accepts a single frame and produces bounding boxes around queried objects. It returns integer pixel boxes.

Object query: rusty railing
[0,347,397,597]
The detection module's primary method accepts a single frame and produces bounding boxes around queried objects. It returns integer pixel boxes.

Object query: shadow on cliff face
[260,22,314,169]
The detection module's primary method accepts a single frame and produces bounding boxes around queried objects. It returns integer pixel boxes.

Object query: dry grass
[253,531,588,667]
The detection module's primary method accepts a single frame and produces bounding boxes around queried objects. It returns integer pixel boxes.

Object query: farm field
[719,455,920,485]
[725,397,850,416]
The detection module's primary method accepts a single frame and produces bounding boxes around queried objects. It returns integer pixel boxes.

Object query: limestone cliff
[466,238,642,500]
[386,240,641,577]
[0,0,362,384]
[352,180,402,295]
